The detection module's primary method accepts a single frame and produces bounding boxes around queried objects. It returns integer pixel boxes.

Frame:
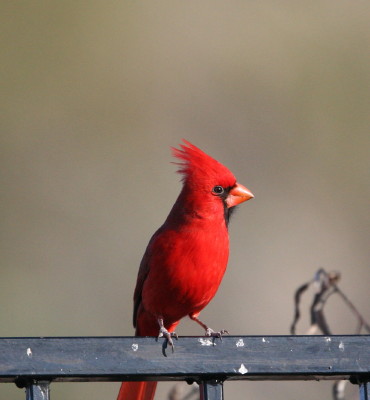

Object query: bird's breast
[141,223,229,322]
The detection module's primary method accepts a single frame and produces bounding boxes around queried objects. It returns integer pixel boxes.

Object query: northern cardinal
[117,140,253,400]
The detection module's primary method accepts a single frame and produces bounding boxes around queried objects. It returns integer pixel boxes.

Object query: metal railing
[0,335,369,400]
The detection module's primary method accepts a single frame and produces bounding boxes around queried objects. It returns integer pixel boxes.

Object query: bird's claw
[205,328,229,341]
[158,328,178,352]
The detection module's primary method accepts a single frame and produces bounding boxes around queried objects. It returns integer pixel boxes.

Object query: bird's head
[172,140,254,225]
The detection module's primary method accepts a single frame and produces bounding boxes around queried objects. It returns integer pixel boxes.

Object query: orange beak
[226,182,254,208]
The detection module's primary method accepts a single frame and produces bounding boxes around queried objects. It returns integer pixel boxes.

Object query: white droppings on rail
[198,338,214,346]
[238,363,248,374]
[26,348,32,358]
[339,341,345,352]
[236,339,245,347]
[132,344,139,351]
[325,337,331,342]
[262,337,269,343]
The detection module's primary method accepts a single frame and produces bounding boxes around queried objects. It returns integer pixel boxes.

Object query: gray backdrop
[1,2,369,399]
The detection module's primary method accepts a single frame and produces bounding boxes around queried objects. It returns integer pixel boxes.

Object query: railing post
[199,380,224,400]
[25,381,50,400]
[359,381,369,400]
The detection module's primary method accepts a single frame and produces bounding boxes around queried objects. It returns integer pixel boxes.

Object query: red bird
[117,140,253,400]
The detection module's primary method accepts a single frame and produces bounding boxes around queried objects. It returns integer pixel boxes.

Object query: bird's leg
[189,313,229,340]
[157,317,178,352]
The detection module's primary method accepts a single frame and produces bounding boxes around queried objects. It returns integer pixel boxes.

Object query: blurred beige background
[1,1,369,399]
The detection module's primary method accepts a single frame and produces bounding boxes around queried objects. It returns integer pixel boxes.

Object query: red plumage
[117,140,253,400]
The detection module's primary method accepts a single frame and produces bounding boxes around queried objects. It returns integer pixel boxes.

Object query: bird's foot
[158,327,178,352]
[205,328,229,341]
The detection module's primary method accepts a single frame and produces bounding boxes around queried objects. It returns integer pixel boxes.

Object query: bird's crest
[172,140,236,187]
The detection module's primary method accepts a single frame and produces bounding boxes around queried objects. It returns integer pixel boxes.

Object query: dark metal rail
[0,336,369,400]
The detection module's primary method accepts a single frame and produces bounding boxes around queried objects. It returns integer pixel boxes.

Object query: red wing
[132,227,163,328]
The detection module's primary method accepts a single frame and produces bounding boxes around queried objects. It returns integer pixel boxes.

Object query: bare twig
[291,268,369,400]
[291,269,369,335]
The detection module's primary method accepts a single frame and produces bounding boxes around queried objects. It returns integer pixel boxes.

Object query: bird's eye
[212,185,224,195]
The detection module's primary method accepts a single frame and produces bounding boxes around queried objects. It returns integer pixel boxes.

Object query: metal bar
[26,381,50,400]
[199,380,223,400]
[0,336,369,382]
[359,381,369,400]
